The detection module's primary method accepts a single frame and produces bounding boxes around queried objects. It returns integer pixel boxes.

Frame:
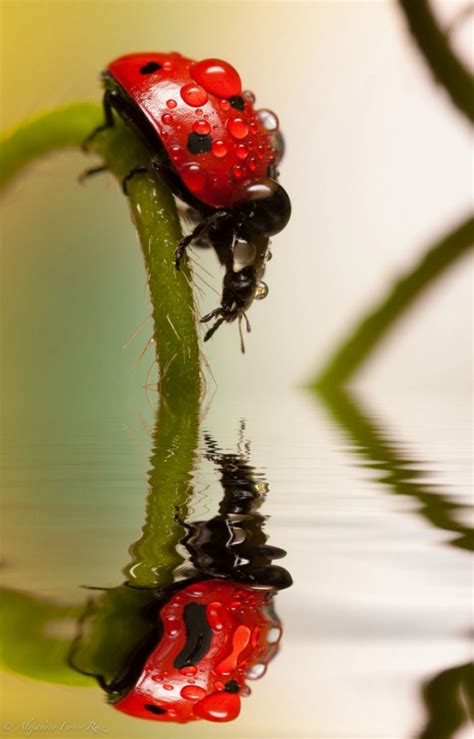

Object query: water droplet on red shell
[227,116,249,140]
[163,683,174,690]
[180,162,207,192]
[161,113,172,125]
[219,99,231,111]
[179,665,197,676]
[207,601,227,630]
[211,140,228,159]
[166,99,177,109]
[248,156,257,171]
[180,83,208,107]
[191,58,242,98]
[235,143,248,160]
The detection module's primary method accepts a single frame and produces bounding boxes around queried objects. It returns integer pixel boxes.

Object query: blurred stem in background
[313,217,474,388]
[398,0,474,124]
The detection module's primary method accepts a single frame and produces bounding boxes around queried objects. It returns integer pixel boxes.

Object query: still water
[1,386,472,738]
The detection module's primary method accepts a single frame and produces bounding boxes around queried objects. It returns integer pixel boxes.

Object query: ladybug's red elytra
[112,579,282,723]
[85,52,291,346]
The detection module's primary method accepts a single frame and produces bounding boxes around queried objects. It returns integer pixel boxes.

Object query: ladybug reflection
[115,579,282,722]
[70,426,290,723]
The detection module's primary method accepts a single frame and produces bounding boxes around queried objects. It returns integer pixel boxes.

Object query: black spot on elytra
[187,132,213,154]
[140,61,162,75]
[144,704,166,715]
[229,96,245,111]
[224,680,240,693]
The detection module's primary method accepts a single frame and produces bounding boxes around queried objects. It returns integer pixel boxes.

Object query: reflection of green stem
[124,394,200,589]
[313,217,474,388]
[417,661,473,739]
[398,0,474,124]
[316,385,473,552]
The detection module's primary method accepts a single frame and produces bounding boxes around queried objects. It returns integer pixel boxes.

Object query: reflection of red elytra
[114,579,282,723]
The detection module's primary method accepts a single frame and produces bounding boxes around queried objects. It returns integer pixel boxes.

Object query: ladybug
[85,52,291,345]
[110,580,283,723]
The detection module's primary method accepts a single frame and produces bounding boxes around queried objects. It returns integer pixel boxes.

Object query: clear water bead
[255,281,269,300]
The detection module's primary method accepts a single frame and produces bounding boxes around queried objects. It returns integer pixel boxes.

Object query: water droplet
[166,99,177,109]
[207,601,227,631]
[191,58,242,98]
[249,121,259,134]
[180,665,197,676]
[227,116,249,140]
[180,685,206,701]
[267,626,281,644]
[151,674,162,682]
[161,113,173,125]
[170,145,183,162]
[231,164,247,180]
[163,683,174,690]
[212,140,228,158]
[240,684,251,697]
[180,162,207,192]
[256,481,269,493]
[235,143,248,160]
[219,99,231,111]
[214,681,225,691]
[264,249,273,262]
[164,615,180,636]
[243,90,256,104]
[255,282,269,300]
[251,626,261,648]
[162,60,172,72]
[247,156,257,172]
[193,119,211,136]
[195,108,203,116]
[246,662,266,680]
[256,144,266,160]
[180,83,208,107]
[256,109,279,132]
[194,691,241,722]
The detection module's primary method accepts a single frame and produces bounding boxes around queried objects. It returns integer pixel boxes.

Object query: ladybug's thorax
[106,53,281,209]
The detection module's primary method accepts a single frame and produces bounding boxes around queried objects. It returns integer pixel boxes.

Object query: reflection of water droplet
[267,626,281,644]
[256,481,269,493]
[164,616,180,636]
[255,282,269,300]
[211,140,228,158]
[180,83,208,107]
[193,119,211,136]
[180,685,206,701]
[243,90,256,104]
[256,109,279,131]
[246,662,266,680]
[227,116,250,139]
[207,601,227,631]
[166,99,177,109]
[180,665,197,676]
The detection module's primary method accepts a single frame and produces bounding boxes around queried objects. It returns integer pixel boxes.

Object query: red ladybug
[112,579,282,723]
[86,52,291,344]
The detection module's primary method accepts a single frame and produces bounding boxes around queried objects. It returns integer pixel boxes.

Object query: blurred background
[1,2,472,738]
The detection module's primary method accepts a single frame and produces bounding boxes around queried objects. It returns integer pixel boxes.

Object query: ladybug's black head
[236,178,291,240]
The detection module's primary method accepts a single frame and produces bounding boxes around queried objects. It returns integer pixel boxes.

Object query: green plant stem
[313,216,474,389]
[398,0,474,124]
[0,103,102,188]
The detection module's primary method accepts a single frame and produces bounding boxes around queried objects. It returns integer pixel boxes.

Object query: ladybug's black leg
[122,165,150,195]
[78,165,109,185]
[175,211,229,270]
[82,90,119,150]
